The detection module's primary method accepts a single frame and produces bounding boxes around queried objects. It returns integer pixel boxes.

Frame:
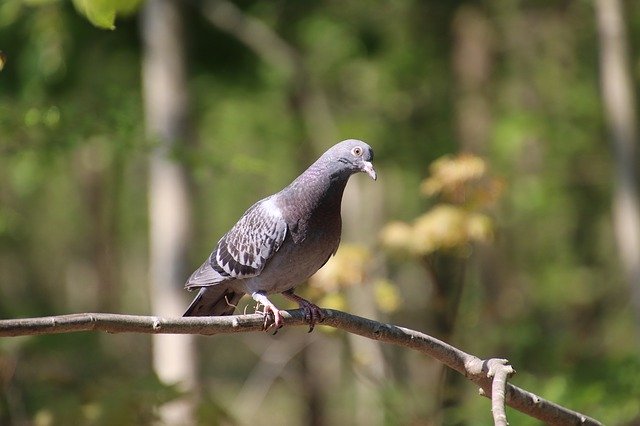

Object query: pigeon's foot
[282,290,325,332]
[251,291,284,333]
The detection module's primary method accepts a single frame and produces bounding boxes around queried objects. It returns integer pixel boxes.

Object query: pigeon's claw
[302,302,324,333]
[252,292,284,332]
[282,290,325,333]
[262,304,284,332]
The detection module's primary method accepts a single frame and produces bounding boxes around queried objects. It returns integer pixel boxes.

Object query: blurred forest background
[1,0,640,425]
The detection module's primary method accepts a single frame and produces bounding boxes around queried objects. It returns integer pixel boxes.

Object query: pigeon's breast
[242,219,341,295]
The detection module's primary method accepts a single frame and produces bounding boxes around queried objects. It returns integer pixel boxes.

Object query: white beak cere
[362,161,377,181]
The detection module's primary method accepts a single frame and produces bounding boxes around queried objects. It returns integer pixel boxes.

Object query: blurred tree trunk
[141,0,196,424]
[77,148,121,312]
[452,5,494,154]
[342,180,388,426]
[427,5,495,424]
[595,0,640,339]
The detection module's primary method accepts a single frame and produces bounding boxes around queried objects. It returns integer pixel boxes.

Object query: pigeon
[183,139,377,331]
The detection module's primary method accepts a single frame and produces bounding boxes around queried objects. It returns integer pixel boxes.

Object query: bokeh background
[1,0,640,425]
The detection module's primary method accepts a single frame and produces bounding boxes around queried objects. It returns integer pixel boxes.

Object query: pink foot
[252,291,284,332]
[261,303,284,331]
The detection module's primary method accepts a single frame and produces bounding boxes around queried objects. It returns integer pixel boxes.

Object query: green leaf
[72,0,142,30]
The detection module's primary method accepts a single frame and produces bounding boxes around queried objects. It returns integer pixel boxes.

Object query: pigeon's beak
[362,161,377,181]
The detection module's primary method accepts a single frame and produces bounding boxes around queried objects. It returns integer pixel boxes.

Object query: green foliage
[1,0,639,424]
[72,0,142,30]
[0,333,179,425]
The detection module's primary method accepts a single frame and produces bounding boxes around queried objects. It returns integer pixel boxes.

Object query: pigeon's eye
[351,146,363,157]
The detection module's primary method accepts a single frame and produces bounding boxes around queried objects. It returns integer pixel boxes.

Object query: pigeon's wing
[185,197,287,289]
[185,260,223,287]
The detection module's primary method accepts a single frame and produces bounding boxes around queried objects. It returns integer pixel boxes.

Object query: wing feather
[186,197,287,289]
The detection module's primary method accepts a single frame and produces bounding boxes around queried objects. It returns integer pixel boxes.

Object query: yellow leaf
[413,205,468,252]
[374,279,402,313]
[318,293,347,311]
[379,221,414,252]
[421,154,487,197]
[467,213,493,243]
[310,244,372,292]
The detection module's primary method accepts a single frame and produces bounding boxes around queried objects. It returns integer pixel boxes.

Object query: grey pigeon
[183,139,377,331]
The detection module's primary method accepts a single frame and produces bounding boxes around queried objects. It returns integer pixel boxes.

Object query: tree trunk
[343,179,387,426]
[451,4,494,154]
[428,6,496,424]
[595,0,640,339]
[141,0,196,423]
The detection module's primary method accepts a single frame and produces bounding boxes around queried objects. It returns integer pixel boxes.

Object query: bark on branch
[0,309,601,426]
[483,358,515,426]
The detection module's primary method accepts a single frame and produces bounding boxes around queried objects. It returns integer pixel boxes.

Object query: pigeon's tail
[183,286,244,317]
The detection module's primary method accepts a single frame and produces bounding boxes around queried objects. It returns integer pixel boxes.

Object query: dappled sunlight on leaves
[308,244,402,314]
[0,0,633,423]
[381,154,498,257]
[309,244,372,293]
[374,279,402,313]
[317,292,347,312]
[421,153,504,207]
[377,221,413,252]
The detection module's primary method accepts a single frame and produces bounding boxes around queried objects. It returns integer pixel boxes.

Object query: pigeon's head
[326,139,377,181]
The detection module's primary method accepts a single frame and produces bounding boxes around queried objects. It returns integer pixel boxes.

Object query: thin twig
[484,358,515,426]
[0,310,601,426]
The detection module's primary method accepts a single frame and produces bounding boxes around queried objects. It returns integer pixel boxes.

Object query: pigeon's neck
[283,161,351,213]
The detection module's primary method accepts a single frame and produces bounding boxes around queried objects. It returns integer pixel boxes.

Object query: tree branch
[0,309,601,426]
[483,358,515,426]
